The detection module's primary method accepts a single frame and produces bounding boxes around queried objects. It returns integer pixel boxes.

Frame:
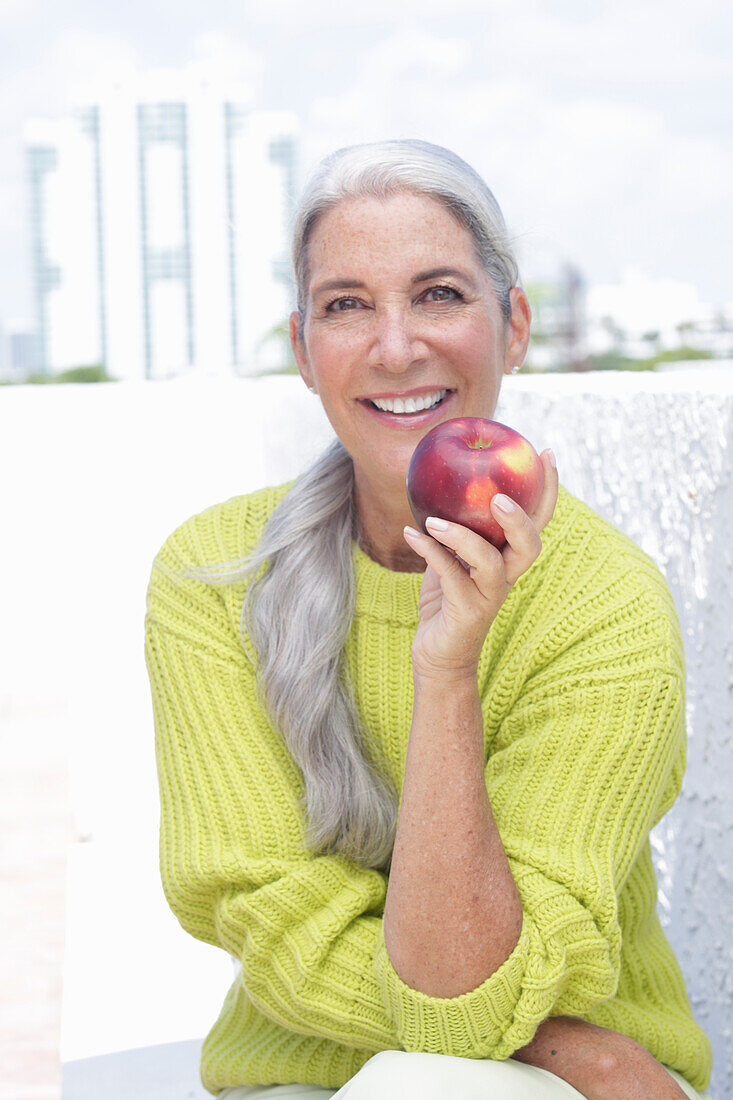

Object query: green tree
[600,315,627,354]
[0,363,117,385]
[524,280,558,346]
[675,320,696,346]
[641,330,661,355]
[253,320,298,376]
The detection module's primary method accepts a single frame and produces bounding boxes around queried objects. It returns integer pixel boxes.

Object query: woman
[144,139,713,1099]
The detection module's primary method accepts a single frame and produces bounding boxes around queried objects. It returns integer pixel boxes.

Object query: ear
[289,311,312,386]
[504,287,532,371]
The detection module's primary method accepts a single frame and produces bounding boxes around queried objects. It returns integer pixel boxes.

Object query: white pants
[218,1049,712,1099]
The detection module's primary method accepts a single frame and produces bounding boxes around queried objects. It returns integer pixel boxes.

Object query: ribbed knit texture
[144,478,713,1096]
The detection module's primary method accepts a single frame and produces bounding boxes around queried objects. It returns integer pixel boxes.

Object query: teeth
[372,389,447,414]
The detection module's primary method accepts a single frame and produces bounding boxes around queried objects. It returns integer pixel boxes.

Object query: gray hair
[182,139,521,874]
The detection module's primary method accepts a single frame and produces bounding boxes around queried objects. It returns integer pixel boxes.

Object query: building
[0,319,37,380]
[585,268,731,359]
[24,70,298,380]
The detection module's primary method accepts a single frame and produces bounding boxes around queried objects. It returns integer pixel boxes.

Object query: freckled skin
[288,191,532,572]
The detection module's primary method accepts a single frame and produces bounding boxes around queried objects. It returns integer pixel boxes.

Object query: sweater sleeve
[145,518,687,1061]
[372,588,688,1059]
[145,525,402,1053]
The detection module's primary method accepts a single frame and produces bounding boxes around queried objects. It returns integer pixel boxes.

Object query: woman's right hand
[511,1015,691,1099]
[405,448,559,683]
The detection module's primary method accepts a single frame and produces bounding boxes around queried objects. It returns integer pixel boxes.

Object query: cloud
[3,29,143,122]
[302,22,474,161]
[474,0,730,84]
[185,30,266,96]
[0,0,40,21]
[297,18,732,295]
[233,0,523,31]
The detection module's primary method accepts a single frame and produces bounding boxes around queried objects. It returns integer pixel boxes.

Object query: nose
[368,306,426,371]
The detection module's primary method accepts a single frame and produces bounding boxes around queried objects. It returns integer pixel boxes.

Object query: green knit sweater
[144,477,713,1095]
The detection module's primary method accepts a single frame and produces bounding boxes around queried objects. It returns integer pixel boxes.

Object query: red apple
[406,417,545,551]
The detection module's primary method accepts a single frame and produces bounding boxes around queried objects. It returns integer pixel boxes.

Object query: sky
[1,0,731,327]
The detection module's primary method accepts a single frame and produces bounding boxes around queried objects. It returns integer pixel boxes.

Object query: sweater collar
[352,540,422,623]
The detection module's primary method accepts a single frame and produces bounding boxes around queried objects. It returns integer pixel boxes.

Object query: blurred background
[2,2,732,1099]
[0,0,731,385]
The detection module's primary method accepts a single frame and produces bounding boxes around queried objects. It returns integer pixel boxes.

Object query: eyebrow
[312,267,478,298]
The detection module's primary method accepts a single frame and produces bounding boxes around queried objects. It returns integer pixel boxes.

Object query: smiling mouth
[361,390,454,414]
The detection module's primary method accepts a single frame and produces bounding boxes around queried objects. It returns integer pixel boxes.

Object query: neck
[356,518,425,573]
[352,464,426,572]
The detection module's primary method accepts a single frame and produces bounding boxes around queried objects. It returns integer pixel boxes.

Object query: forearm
[383,671,523,998]
[512,1016,690,1100]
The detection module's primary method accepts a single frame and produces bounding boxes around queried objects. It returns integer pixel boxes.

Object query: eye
[424,285,463,302]
[325,296,359,312]
[323,285,464,312]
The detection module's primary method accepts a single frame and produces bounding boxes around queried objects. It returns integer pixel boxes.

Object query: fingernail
[493,494,515,513]
[403,525,422,539]
[545,448,556,469]
[426,516,449,531]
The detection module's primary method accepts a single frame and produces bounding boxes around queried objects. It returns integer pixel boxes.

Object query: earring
[510,364,520,375]
[307,385,317,393]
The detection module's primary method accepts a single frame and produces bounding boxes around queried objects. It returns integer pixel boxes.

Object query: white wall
[1,369,730,1097]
